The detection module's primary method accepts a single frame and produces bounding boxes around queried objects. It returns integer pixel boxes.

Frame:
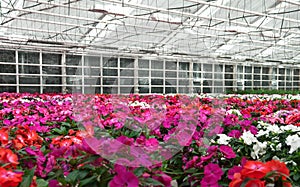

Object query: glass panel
[0,75,16,84]
[262,67,269,74]
[203,64,212,72]
[166,71,177,78]
[0,50,15,62]
[193,63,201,71]
[151,87,163,93]
[245,74,252,79]
[203,80,212,93]
[151,71,163,77]
[19,51,39,64]
[0,86,16,92]
[151,79,163,85]
[165,61,177,70]
[19,76,40,84]
[120,69,134,77]
[43,86,62,93]
[42,76,62,85]
[204,73,212,79]
[66,67,81,75]
[179,71,189,78]
[66,55,81,66]
[193,72,201,79]
[120,87,133,93]
[85,56,100,67]
[254,67,261,73]
[42,66,61,75]
[225,65,233,72]
[179,62,189,71]
[120,78,134,85]
[103,57,117,67]
[19,65,40,74]
[151,60,163,69]
[0,64,15,73]
[120,58,134,68]
[43,53,61,65]
[225,81,233,86]
[245,66,252,73]
[138,70,149,77]
[237,66,243,80]
[19,86,40,93]
[138,59,149,68]
[103,69,118,76]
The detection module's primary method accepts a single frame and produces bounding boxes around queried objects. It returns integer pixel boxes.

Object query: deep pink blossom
[201,163,224,186]
[153,171,172,187]
[228,130,242,138]
[219,145,236,159]
[109,165,139,187]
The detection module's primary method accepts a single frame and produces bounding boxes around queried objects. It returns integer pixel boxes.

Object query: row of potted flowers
[0,93,299,186]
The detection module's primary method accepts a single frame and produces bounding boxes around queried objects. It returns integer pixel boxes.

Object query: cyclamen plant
[0,93,299,186]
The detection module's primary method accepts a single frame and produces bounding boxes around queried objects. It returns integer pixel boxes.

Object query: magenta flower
[227,166,242,180]
[201,163,223,185]
[219,145,236,159]
[228,130,242,138]
[153,171,172,187]
[109,165,139,187]
[49,180,60,187]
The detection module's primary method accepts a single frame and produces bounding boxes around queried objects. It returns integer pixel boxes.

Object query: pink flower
[153,171,172,187]
[201,163,224,185]
[228,130,242,138]
[219,145,236,159]
[48,180,60,187]
[109,165,139,187]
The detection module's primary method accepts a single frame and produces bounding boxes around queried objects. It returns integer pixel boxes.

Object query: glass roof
[1,0,300,63]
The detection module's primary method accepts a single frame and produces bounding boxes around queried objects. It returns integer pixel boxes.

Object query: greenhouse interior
[1,0,300,187]
[1,0,299,94]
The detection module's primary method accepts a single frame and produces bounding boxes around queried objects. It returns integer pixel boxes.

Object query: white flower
[216,134,232,145]
[256,130,269,137]
[227,109,242,116]
[276,143,282,151]
[257,121,270,127]
[266,124,282,134]
[251,141,267,159]
[241,131,258,145]
[280,125,300,132]
[286,134,300,154]
[285,160,297,166]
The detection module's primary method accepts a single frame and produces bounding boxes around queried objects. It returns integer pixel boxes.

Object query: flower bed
[0,93,299,187]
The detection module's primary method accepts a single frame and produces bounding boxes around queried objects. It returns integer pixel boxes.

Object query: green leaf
[134,167,145,177]
[65,170,80,184]
[78,170,89,180]
[36,179,48,187]
[293,172,300,181]
[19,167,36,187]
[79,176,97,187]
[144,178,164,186]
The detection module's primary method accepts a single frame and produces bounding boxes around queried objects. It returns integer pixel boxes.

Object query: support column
[61,52,67,94]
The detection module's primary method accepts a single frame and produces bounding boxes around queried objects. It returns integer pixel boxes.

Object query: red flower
[265,160,291,187]
[229,173,243,187]
[241,161,270,179]
[0,148,19,169]
[12,125,43,150]
[0,128,9,146]
[0,167,23,187]
[245,179,265,187]
[265,160,289,176]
